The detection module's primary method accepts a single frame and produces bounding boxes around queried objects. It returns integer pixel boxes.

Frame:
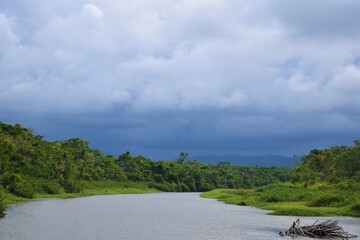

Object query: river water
[0,193,359,240]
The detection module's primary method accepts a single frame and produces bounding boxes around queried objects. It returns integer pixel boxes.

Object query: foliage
[60,179,82,193]
[202,182,360,217]
[256,183,314,203]
[1,173,34,198]
[0,186,6,217]
[292,141,360,184]
[2,121,360,218]
[31,179,63,194]
[0,121,292,202]
[350,203,360,212]
[307,194,346,207]
[0,121,294,218]
[0,122,127,195]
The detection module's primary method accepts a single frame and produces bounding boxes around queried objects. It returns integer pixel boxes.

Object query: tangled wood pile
[279,219,357,239]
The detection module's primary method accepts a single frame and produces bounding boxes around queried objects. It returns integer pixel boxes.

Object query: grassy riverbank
[201,182,360,217]
[3,180,158,204]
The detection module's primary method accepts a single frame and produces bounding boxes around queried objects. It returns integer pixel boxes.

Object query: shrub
[30,179,63,194]
[262,195,281,203]
[257,183,313,203]
[148,182,175,192]
[153,174,164,183]
[179,183,190,192]
[350,203,360,212]
[0,186,6,218]
[308,195,346,207]
[0,203,4,218]
[1,173,34,198]
[13,180,35,198]
[61,179,82,193]
[40,181,62,194]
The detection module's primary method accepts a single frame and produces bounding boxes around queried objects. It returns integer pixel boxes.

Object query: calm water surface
[0,193,359,240]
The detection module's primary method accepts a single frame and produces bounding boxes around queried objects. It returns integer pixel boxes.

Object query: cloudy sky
[1,0,360,159]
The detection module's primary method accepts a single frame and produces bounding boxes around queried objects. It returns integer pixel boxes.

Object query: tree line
[1,121,359,218]
[0,122,292,214]
[292,140,360,184]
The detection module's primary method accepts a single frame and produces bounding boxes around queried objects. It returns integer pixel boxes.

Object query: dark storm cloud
[267,0,360,38]
[1,0,360,159]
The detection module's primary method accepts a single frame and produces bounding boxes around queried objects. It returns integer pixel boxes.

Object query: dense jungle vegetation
[203,141,360,217]
[0,122,292,217]
[1,121,359,217]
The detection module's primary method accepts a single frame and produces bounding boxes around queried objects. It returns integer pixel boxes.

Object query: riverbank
[3,180,158,205]
[201,183,360,217]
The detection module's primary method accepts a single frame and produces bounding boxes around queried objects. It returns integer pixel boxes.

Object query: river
[0,193,359,240]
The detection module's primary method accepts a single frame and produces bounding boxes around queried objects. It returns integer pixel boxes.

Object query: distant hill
[191,154,295,167]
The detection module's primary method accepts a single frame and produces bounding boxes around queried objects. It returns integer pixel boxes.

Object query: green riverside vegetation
[202,142,360,217]
[0,121,292,217]
[1,121,359,218]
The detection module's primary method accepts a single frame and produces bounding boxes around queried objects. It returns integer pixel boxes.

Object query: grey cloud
[1,1,360,158]
[266,0,360,38]
[0,13,19,55]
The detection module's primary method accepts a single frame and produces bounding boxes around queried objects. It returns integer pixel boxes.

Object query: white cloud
[330,65,360,94]
[0,13,19,56]
[0,0,360,156]
[81,3,104,23]
[288,73,318,92]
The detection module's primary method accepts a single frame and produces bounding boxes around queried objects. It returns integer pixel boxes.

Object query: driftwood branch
[279,219,357,239]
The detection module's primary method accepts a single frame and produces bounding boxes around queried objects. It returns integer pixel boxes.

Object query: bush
[61,179,82,193]
[32,180,62,194]
[257,183,313,203]
[350,203,360,212]
[262,195,281,203]
[153,174,164,183]
[0,186,6,218]
[148,182,176,192]
[1,173,34,198]
[0,202,4,218]
[179,183,190,192]
[308,195,346,207]
[41,181,62,194]
[13,180,35,198]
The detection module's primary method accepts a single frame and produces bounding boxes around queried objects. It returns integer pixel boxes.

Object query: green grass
[4,180,158,203]
[201,183,360,217]
[201,189,256,205]
[34,180,158,199]
[2,193,30,204]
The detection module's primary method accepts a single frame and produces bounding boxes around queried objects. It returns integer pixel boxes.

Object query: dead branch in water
[279,219,357,239]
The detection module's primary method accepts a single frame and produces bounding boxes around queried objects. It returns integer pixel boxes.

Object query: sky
[1,0,360,160]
